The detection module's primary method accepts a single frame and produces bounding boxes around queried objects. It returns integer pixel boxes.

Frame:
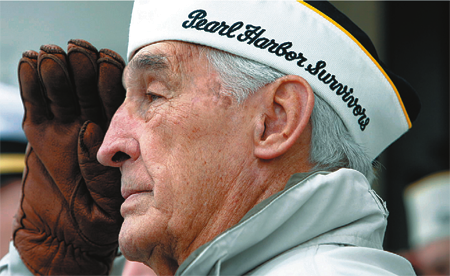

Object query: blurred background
[333,1,450,252]
[1,1,449,275]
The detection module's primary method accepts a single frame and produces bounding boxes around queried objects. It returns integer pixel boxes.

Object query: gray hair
[201,46,376,182]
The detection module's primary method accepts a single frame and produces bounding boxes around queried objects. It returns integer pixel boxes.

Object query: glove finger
[18,50,51,126]
[38,44,78,123]
[67,39,104,124]
[98,49,126,128]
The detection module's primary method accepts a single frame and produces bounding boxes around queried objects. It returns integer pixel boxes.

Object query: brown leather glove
[13,39,126,275]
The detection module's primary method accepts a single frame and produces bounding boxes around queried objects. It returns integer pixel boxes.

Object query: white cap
[128,0,420,160]
[404,171,450,249]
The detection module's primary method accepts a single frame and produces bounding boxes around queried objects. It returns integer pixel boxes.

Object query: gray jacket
[175,169,415,275]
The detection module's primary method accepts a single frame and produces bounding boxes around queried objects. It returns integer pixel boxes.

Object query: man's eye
[146,92,162,102]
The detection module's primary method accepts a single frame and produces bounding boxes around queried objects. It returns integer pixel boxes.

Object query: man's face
[98,42,261,271]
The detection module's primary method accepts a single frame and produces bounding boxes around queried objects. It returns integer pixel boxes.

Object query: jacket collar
[176,169,388,276]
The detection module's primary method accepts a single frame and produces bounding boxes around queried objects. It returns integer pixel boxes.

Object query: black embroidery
[305,61,369,131]
[182,10,243,38]
[182,9,370,131]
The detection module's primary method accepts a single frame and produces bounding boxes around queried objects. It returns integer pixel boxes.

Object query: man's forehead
[122,41,211,89]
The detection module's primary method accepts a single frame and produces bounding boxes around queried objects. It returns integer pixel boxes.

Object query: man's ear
[254,75,314,160]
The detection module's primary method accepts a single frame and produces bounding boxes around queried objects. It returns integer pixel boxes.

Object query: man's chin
[118,220,146,262]
[118,216,160,264]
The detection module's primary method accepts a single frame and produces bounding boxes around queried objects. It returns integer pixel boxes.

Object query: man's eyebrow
[128,53,169,72]
[123,53,171,89]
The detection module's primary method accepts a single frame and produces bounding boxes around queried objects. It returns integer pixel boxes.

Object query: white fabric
[248,244,414,276]
[0,242,126,276]
[176,169,415,275]
[404,171,450,248]
[0,242,33,276]
[128,0,411,160]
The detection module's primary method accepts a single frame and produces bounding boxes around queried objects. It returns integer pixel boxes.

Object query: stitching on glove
[79,121,91,158]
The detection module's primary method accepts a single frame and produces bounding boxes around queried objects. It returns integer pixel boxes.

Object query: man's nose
[97,103,140,168]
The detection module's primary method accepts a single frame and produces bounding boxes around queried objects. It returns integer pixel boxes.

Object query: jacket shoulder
[247,244,416,276]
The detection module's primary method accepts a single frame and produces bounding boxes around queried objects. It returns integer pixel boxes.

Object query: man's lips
[121,189,153,200]
[120,175,154,200]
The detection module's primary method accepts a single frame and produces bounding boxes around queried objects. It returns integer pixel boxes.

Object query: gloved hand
[13,39,126,275]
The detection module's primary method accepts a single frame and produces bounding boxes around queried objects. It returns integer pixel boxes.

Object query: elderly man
[1,1,420,275]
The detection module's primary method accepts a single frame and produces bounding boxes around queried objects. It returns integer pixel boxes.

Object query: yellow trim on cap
[0,154,25,174]
[298,1,412,128]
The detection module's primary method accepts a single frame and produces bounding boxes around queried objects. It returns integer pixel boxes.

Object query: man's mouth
[121,189,154,200]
